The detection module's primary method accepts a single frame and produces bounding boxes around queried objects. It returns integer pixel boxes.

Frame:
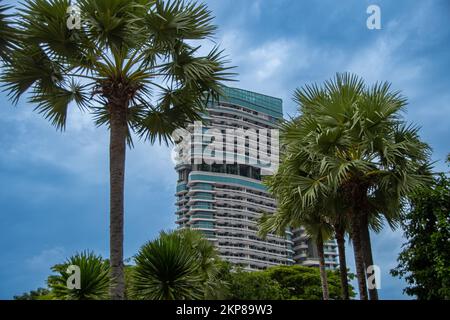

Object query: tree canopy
[226,265,355,300]
[391,173,450,299]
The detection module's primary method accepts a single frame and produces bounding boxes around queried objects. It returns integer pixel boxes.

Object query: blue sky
[0,0,449,299]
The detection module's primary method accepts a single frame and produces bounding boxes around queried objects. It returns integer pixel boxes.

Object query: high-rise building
[174,86,337,271]
[292,228,339,269]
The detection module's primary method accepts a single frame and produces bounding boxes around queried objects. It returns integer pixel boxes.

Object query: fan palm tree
[131,229,221,300]
[2,0,233,299]
[259,206,334,300]
[260,112,356,300]
[301,214,334,300]
[48,251,110,300]
[259,156,335,300]
[280,73,432,299]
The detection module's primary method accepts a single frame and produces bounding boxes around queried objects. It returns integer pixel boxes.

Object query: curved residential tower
[175,87,294,270]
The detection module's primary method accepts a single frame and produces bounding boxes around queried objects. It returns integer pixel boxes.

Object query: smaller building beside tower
[292,227,339,269]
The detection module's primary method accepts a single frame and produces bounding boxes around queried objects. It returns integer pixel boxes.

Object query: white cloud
[1,101,177,190]
[191,29,312,110]
[213,0,443,115]
[345,20,424,99]
[249,40,293,82]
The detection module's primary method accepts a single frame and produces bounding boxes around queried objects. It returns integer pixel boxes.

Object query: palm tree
[261,152,351,299]
[302,213,334,300]
[259,209,333,301]
[48,251,110,300]
[2,0,232,299]
[259,157,335,300]
[281,73,432,299]
[131,229,221,300]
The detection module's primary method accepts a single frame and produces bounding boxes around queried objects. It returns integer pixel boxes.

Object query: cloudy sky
[0,0,449,299]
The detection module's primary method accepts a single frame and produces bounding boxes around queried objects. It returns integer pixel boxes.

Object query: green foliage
[124,264,135,300]
[260,73,432,299]
[227,269,289,300]
[131,231,203,300]
[17,231,227,300]
[131,229,225,300]
[391,174,450,300]
[264,265,354,300]
[2,0,234,141]
[13,288,52,300]
[0,1,16,62]
[208,259,233,299]
[2,0,234,299]
[262,73,432,236]
[20,252,358,300]
[177,229,229,299]
[47,251,110,300]
[224,265,355,300]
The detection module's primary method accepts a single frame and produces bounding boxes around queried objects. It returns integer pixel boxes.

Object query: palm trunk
[360,214,379,300]
[316,235,329,300]
[109,103,127,300]
[349,210,368,300]
[334,225,350,300]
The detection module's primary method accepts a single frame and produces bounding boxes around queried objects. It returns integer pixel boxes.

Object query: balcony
[218,245,289,259]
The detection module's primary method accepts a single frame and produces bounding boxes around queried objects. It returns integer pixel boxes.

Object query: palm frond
[134,85,204,144]
[30,82,89,130]
[145,0,216,48]
[263,72,433,251]
[0,1,17,62]
[48,251,110,300]
[131,230,206,300]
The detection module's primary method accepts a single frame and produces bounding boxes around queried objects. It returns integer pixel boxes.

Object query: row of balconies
[215,222,294,240]
[218,242,291,255]
[216,208,261,219]
[216,215,257,224]
[214,183,271,197]
[218,204,270,216]
[216,234,290,249]
[214,187,274,202]
[208,107,274,129]
[208,114,275,133]
[218,245,290,259]
[216,224,259,232]
[211,103,274,123]
[187,198,215,205]
[215,197,276,211]
[214,189,276,204]
[220,253,288,266]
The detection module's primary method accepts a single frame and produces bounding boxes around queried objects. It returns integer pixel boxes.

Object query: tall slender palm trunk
[316,236,330,300]
[109,103,127,300]
[360,215,379,300]
[334,225,350,299]
[349,211,368,300]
